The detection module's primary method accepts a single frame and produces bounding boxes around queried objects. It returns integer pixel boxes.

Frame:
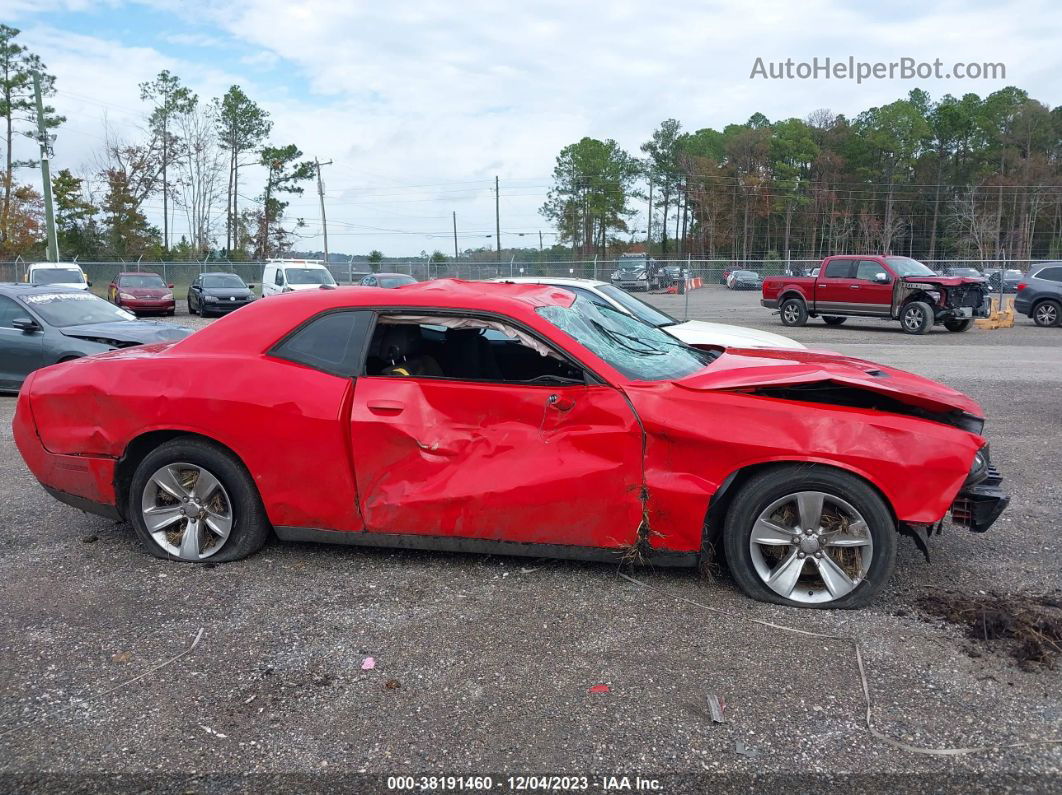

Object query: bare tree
[174,103,224,253]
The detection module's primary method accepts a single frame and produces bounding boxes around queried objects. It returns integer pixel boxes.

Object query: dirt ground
[0,285,1059,792]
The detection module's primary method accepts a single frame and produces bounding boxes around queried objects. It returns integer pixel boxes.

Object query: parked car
[727,270,763,290]
[610,255,661,291]
[361,273,417,288]
[1014,263,1062,327]
[26,263,90,291]
[981,268,1023,294]
[107,271,175,316]
[492,276,803,349]
[0,284,192,392]
[262,259,336,296]
[15,280,1006,609]
[187,272,256,317]
[762,255,991,334]
[946,266,984,279]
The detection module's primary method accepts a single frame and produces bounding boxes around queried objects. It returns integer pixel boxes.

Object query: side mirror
[168,283,175,289]
[247,284,256,289]
[86,281,93,287]
[12,317,39,332]
[874,272,890,284]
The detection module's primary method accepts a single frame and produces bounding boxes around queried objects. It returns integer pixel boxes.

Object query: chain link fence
[1,258,1052,297]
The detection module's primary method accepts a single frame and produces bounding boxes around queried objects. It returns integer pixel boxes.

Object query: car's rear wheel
[129,439,270,563]
[822,316,846,326]
[722,465,896,609]
[780,297,808,327]
[944,318,973,332]
[901,301,933,335]
[1033,300,1061,327]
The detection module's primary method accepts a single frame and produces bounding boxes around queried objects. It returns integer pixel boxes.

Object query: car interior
[364,316,587,385]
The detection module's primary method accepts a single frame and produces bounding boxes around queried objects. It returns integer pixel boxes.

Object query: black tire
[944,318,973,332]
[128,438,271,564]
[822,316,847,326]
[722,465,897,609]
[900,301,933,335]
[779,297,808,327]
[187,298,197,316]
[1032,299,1061,327]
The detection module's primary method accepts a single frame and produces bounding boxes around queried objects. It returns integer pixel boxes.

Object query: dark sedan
[360,272,417,288]
[188,272,257,317]
[727,269,763,290]
[0,284,193,393]
[982,268,1023,293]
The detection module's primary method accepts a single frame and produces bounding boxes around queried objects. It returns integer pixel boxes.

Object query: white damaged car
[490,276,804,350]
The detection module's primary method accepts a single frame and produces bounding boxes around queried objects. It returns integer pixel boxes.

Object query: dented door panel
[350,377,644,547]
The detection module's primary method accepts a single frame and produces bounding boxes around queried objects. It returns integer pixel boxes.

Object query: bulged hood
[902,275,985,287]
[666,319,805,350]
[675,347,983,418]
[60,321,193,345]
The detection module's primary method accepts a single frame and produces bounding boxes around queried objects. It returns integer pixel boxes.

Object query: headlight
[965,445,989,485]
[162,292,173,300]
[119,292,136,300]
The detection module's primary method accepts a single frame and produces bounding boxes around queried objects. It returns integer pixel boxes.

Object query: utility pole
[33,72,59,262]
[646,177,653,256]
[315,158,333,270]
[495,175,501,255]
[539,230,543,252]
[452,211,459,260]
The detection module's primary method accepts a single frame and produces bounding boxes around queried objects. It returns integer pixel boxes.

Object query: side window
[823,259,855,279]
[0,296,30,328]
[364,316,585,385]
[271,310,373,377]
[856,260,887,281]
[1036,266,1062,282]
[274,269,285,286]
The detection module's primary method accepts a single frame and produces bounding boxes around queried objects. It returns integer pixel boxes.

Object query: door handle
[367,400,404,415]
[849,284,861,289]
[547,394,575,412]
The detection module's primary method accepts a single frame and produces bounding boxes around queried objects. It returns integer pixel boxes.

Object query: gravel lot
[1,286,1060,791]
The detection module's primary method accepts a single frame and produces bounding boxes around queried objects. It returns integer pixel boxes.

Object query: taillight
[1016,282,1027,292]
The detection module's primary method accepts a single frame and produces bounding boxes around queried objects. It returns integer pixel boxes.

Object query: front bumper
[125,299,175,312]
[950,465,1009,532]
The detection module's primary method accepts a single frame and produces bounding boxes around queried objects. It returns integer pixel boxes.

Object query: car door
[853,259,895,315]
[815,258,858,312]
[349,314,645,550]
[0,296,44,391]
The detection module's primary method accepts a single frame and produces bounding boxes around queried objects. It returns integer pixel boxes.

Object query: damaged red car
[13,280,1008,608]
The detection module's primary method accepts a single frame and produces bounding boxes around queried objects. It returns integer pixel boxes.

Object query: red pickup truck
[762,255,991,334]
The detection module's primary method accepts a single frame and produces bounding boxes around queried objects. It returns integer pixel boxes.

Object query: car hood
[60,321,193,345]
[121,287,171,298]
[902,275,985,287]
[285,283,332,292]
[203,288,253,298]
[35,282,88,290]
[674,346,982,418]
[665,320,805,350]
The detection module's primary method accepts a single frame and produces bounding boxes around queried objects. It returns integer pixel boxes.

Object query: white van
[261,259,337,296]
[27,262,91,291]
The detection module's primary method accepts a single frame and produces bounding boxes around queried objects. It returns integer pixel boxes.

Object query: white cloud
[11,0,1062,256]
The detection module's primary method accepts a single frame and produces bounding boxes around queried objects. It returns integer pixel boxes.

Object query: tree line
[541,88,1062,262]
[0,25,315,261]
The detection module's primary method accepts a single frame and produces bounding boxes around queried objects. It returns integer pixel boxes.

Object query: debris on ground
[707,694,726,724]
[916,590,1062,669]
[361,657,376,670]
[385,679,401,690]
[81,535,98,544]
[589,684,610,693]
[735,740,759,758]
[110,652,131,664]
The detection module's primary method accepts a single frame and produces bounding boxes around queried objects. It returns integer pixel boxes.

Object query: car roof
[0,283,89,297]
[201,271,244,277]
[117,271,163,277]
[371,272,414,278]
[176,279,579,355]
[490,276,610,288]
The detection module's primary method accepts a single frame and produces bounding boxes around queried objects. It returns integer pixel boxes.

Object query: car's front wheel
[128,438,270,563]
[722,465,896,609]
[900,301,933,334]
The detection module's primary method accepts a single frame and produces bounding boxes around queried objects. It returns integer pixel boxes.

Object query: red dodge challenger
[13,280,1008,608]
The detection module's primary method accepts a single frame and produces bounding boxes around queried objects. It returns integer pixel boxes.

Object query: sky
[4,0,1061,258]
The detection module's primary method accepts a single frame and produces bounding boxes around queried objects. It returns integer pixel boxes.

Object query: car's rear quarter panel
[26,353,363,532]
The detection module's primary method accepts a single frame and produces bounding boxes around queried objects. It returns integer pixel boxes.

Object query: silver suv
[1014,263,1062,327]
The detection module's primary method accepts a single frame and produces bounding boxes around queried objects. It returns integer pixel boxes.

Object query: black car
[0,284,192,392]
[946,266,984,279]
[981,268,1023,293]
[188,272,257,317]
[1014,263,1062,327]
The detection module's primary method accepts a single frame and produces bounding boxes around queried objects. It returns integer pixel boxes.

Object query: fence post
[684,253,691,320]
[592,255,597,281]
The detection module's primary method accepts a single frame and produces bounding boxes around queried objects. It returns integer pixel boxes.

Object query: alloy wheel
[783,304,800,323]
[903,306,924,331]
[1035,303,1058,326]
[749,491,873,605]
[140,462,233,560]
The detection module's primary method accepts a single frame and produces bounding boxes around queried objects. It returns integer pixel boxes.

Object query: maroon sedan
[107,272,175,316]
